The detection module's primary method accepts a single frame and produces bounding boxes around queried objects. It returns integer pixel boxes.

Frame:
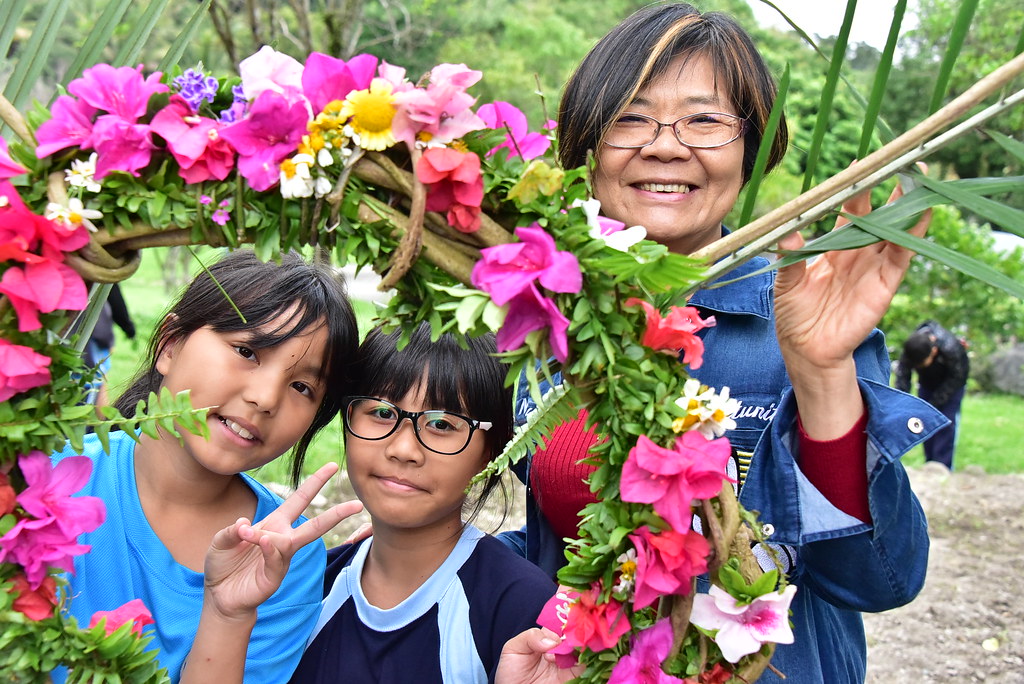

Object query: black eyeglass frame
[603,111,748,150]
[342,395,493,455]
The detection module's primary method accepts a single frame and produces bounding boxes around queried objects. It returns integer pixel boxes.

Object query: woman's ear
[154,314,180,376]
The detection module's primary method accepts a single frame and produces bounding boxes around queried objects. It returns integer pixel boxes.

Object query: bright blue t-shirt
[52,430,325,683]
[291,525,555,684]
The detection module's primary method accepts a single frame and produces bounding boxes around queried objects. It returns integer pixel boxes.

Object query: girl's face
[345,379,489,537]
[592,53,746,255]
[155,312,329,476]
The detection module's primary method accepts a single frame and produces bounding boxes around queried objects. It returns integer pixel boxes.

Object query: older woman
[501,4,944,682]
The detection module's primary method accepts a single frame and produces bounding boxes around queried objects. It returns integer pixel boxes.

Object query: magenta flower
[498,284,572,362]
[302,52,378,113]
[620,432,732,533]
[220,90,308,191]
[67,64,167,122]
[418,147,484,233]
[471,224,582,305]
[0,516,93,589]
[16,451,106,539]
[392,63,485,147]
[89,598,155,637]
[0,339,52,402]
[689,585,797,663]
[0,137,27,179]
[0,259,88,332]
[34,95,98,158]
[629,526,710,610]
[89,115,158,178]
[477,101,551,160]
[239,46,305,103]
[607,619,683,684]
[150,96,236,182]
[535,588,583,669]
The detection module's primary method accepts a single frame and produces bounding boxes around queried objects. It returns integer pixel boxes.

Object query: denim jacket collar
[688,252,775,320]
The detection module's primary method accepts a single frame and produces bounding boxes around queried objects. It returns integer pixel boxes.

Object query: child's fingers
[209,517,255,551]
[291,500,365,548]
[271,462,340,523]
[343,522,374,545]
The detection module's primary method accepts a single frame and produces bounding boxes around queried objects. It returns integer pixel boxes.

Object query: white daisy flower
[46,197,103,231]
[65,153,101,192]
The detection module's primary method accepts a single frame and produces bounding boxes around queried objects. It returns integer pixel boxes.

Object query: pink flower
[0,517,93,589]
[0,137,27,179]
[477,102,551,160]
[471,224,581,305]
[34,95,98,158]
[607,619,683,684]
[150,96,236,182]
[392,63,485,147]
[497,284,571,363]
[0,259,88,331]
[90,115,158,178]
[0,193,90,262]
[562,584,632,653]
[629,526,710,610]
[89,598,155,637]
[417,147,484,233]
[620,433,733,533]
[16,451,106,539]
[8,574,57,622]
[689,585,797,663]
[239,46,305,103]
[211,209,231,226]
[220,90,308,191]
[67,64,167,122]
[536,588,583,669]
[0,339,52,402]
[626,298,715,369]
[302,52,378,113]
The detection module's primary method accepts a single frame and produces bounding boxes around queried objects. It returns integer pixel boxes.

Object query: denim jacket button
[761,523,775,537]
[907,417,924,434]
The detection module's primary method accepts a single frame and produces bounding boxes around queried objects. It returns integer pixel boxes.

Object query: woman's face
[593,54,746,255]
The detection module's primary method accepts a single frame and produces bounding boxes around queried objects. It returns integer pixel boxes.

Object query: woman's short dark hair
[352,323,513,527]
[558,2,788,185]
[115,249,358,486]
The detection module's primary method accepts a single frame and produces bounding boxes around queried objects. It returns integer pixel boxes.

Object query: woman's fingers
[268,462,340,524]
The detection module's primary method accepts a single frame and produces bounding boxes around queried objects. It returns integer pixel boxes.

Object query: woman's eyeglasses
[603,111,747,150]
[343,396,491,455]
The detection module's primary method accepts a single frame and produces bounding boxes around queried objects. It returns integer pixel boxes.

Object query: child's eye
[291,381,315,398]
[234,345,257,360]
[368,406,397,421]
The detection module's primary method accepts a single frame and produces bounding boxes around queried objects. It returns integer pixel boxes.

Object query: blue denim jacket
[499,255,946,683]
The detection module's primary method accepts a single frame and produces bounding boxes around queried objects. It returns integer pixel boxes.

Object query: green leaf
[915,174,1024,238]
[739,63,790,226]
[857,0,908,158]
[0,0,29,67]
[156,0,214,74]
[928,0,979,114]
[112,0,172,67]
[61,0,133,85]
[987,130,1024,166]
[3,0,71,110]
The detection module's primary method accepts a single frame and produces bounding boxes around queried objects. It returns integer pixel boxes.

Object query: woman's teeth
[221,417,255,440]
[638,183,691,193]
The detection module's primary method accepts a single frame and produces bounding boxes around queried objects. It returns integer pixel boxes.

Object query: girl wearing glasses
[184,323,565,684]
[500,3,943,683]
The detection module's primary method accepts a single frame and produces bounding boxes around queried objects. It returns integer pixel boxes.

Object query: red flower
[0,472,14,516]
[700,663,734,684]
[150,96,236,183]
[89,598,154,636]
[8,574,57,621]
[562,583,632,653]
[626,298,715,369]
[629,526,710,611]
[417,147,484,233]
[0,188,90,263]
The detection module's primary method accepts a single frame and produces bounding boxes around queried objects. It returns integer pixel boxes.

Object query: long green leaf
[0,0,29,64]
[2,0,71,109]
[112,0,171,67]
[845,211,1024,300]
[157,0,214,74]
[801,0,857,192]
[740,63,790,226]
[987,130,1024,165]
[61,0,134,86]
[928,0,979,114]
[857,0,906,158]
[917,174,1024,237]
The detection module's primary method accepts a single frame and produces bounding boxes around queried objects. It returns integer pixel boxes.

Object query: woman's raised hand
[495,628,583,684]
[773,174,931,438]
[202,463,364,620]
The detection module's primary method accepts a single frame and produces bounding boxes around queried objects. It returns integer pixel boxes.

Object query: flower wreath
[0,46,792,682]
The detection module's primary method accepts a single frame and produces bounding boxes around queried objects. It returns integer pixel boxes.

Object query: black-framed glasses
[343,396,492,455]
[604,111,747,150]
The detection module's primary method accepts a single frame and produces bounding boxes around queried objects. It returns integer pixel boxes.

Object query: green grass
[105,247,1024,487]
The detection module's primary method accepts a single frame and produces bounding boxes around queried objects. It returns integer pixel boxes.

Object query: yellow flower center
[619,560,637,579]
[672,415,701,434]
[68,211,83,224]
[712,409,726,422]
[280,159,297,178]
[348,89,395,133]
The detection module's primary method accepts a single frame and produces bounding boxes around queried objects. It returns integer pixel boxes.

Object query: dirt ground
[863,462,1024,683]
[308,461,1024,683]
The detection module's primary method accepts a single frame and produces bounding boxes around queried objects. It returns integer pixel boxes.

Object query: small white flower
[574,197,646,252]
[279,154,316,199]
[314,176,333,198]
[697,385,741,439]
[613,549,638,595]
[46,197,103,231]
[317,147,334,167]
[65,153,101,192]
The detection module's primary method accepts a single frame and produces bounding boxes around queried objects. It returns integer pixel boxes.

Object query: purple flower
[471,224,581,305]
[607,619,683,684]
[302,52,378,113]
[174,68,220,111]
[497,284,571,363]
[219,85,249,123]
[200,195,212,205]
[34,95,98,158]
[211,209,231,226]
[68,64,167,122]
[219,90,308,191]
[89,115,158,178]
